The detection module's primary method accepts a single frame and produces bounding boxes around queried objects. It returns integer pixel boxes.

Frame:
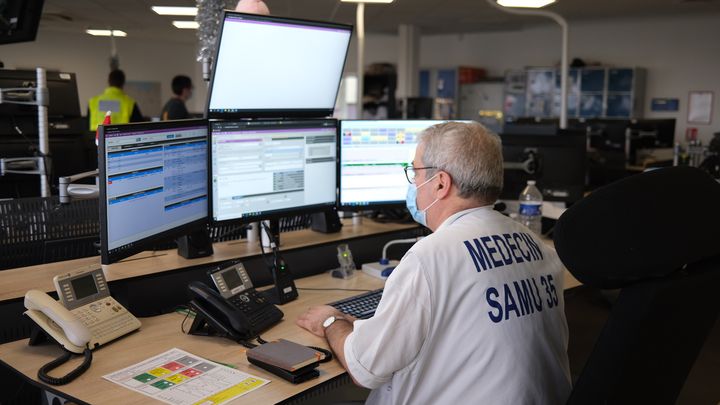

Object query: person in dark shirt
[161,75,193,120]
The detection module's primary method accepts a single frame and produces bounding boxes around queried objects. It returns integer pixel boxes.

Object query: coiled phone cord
[37,346,93,385]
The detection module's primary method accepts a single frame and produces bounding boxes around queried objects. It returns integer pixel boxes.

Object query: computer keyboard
[328,289,383,319]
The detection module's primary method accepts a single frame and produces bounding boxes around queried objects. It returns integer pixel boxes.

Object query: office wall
[4,14,717,144]
[344,33,399,74]
[420,14,720,144]
[0,29,397,119]
[1,30,206,117]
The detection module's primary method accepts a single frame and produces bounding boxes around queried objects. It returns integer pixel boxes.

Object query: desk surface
[0,219,418,302]
[0,269,581,404]
[0,272,384,405]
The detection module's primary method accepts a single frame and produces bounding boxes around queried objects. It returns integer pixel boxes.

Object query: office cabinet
[506,67,646,119]
[605,68,645,118]
[503,70,527,120]
[418,67,487,120]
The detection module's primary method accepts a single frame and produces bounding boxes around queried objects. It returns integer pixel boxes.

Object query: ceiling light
[85,29,127,37]
[497,0,556,8]
[172,21,199,29]
[340,0,394,3]
[151,6,198,16]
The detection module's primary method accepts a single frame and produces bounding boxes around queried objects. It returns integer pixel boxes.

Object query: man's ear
[436,171,452,199]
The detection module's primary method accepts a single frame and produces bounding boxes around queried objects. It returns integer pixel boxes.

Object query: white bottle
[518,180,543,235]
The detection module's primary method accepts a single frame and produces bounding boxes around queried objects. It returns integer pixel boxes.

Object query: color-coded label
[148,367,172,377]
[175,355,200,366]
[166,374,189,384]
[151,379,175,390]
[194,362,217,372]
[192,378,265,405]
[133,373,157,383]
[180,368,202,378]
[162,361,184,371]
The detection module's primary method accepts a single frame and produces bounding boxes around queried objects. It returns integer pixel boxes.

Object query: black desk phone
[187,261,283,342]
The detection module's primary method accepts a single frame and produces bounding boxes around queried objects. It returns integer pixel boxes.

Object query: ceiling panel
[37,0,720,44]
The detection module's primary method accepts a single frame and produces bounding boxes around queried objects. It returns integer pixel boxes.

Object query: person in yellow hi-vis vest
[88,70,144,131]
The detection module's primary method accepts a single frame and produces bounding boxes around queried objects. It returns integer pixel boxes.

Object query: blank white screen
[209,15,351,112]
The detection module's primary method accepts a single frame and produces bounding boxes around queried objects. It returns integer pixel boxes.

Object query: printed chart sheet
[103,348,269,405]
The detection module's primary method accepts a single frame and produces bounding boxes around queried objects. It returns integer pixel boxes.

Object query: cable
[298,287,372,292]
[238,339,257,349]
[308,346,333,363]
[381,237,424,262]
[177,305,195,334]
[257,221,277,270]
[37,347,93,386]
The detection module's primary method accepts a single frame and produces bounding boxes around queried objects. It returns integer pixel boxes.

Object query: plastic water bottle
[518,180,543,234]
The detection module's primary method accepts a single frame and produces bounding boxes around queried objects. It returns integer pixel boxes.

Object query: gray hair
[418,121,503,202]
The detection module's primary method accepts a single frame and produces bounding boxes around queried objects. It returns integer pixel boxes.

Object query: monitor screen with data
[207,11,352,119]
[210,119,338,222]
[339,120,471,209]
[98,120,209,264]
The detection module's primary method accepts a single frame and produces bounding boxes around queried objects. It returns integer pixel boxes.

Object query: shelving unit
[505,66,646,120]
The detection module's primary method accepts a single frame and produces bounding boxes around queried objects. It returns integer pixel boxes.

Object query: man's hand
[296,305,346,337]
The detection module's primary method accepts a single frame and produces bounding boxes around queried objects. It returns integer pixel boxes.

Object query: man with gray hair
[298,121,571,404]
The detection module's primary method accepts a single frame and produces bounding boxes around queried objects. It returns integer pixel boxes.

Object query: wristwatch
[322,315,337,330]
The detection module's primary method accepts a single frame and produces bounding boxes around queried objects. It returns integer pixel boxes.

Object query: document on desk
[103,348,269,405]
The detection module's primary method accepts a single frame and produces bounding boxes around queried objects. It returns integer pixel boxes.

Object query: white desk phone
[23,267,140,384]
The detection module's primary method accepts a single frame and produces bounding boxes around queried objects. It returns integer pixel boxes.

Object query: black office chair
[553,166,720,405]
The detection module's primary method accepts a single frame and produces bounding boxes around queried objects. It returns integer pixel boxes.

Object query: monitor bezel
[205,11,353,120]
[208,118,339,225]
[98,119,210,265]
[337,119,467,211]
[499,129,587,203]
[0,0,44,45]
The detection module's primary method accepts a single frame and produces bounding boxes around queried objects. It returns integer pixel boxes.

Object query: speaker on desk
[176,229,214,259]
[311,209,342,233]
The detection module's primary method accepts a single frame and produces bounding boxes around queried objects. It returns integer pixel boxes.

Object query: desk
[0,272,383,405]
[0,270,582,405]
[0,217,580,404]
[0,219,419,302]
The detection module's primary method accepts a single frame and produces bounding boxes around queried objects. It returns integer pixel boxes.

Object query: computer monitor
[338,120,471,210]
[206,12,352,119]
[0,69,81,119]
[0,0,44,45]
[629,118,676,148]
[98,119,209,265]
[210,119,337,223]
[500,129,586,203]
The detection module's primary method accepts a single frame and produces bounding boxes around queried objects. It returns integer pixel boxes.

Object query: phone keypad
[89,313,139,342]
[228,290,282,332]
[71,297,141,346]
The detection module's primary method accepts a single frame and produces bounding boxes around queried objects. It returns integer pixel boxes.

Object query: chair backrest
[553,166,720,404]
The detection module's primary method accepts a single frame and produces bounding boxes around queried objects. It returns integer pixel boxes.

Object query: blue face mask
[406,174,439,227]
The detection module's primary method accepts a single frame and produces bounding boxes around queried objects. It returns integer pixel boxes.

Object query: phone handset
[188,281,254,342]
[187,261,284,343]
[24,289,91,353]
[23,267,140,386]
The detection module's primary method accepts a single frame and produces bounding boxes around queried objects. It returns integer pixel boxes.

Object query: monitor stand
[176,228,213,259]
